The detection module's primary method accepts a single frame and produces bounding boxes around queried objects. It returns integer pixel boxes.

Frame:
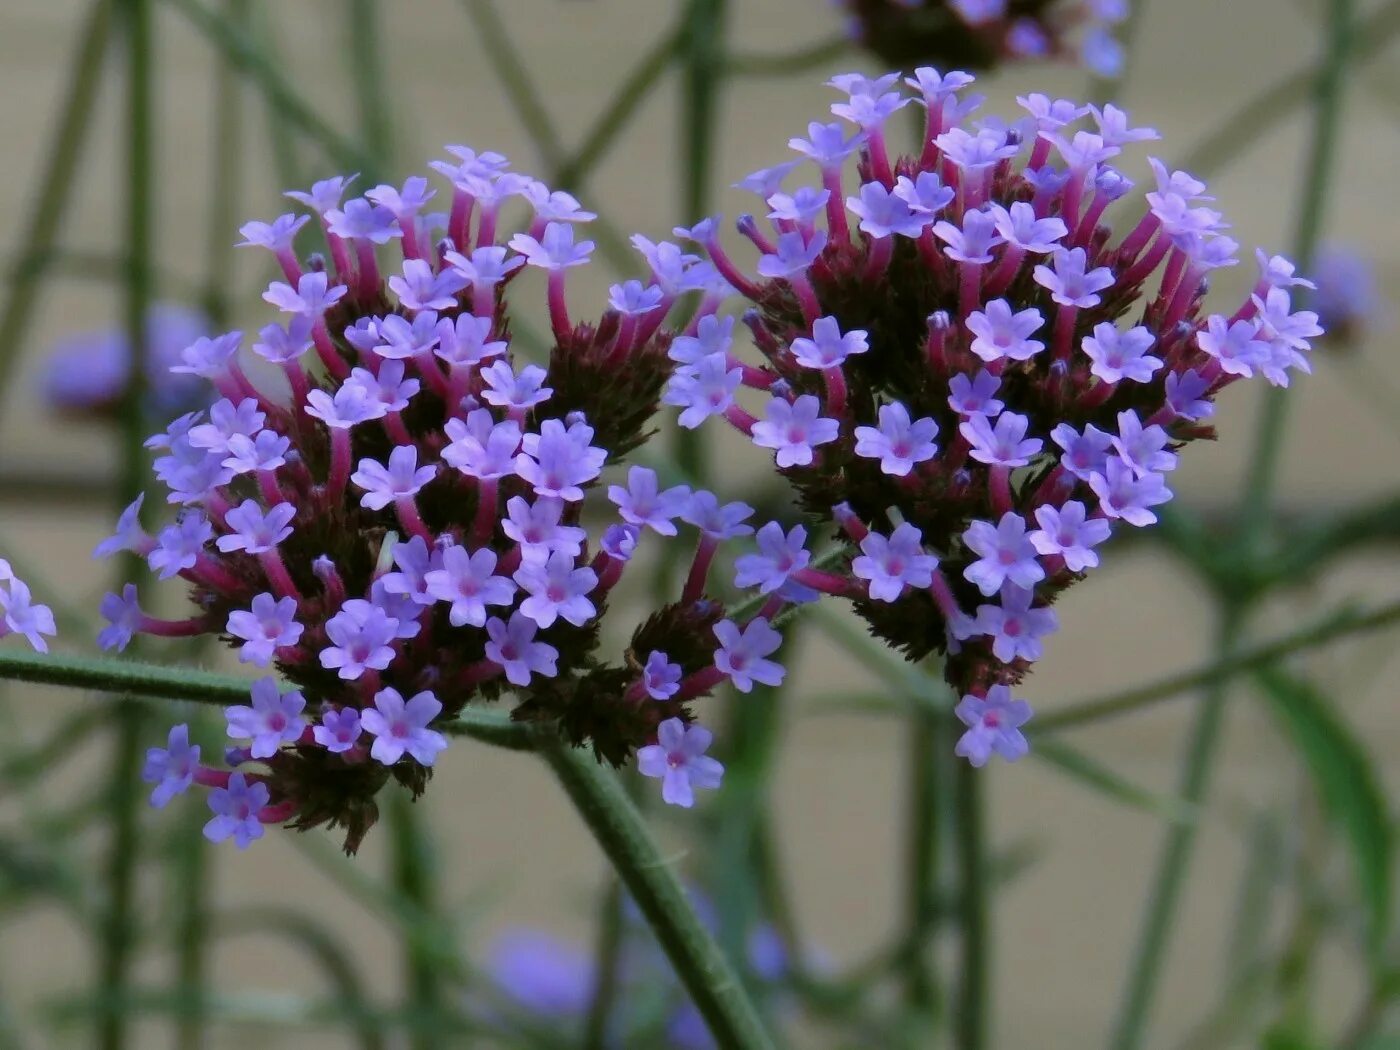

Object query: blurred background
[1,0,1398,1047]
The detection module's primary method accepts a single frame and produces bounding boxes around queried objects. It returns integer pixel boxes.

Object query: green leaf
[1255,667,1393,949]
[1031,740,1196,824]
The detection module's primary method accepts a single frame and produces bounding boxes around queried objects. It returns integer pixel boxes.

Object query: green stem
[0,0,112,411]
[387,793,444,1049]
[556,22,687,190]
[1035,597,1400,733]
[1109,609,1244,1050]
[1178,0,1394,179]
[674,0,727,483]
[162,0,371,173]
[0,650,251,703]
[954,760,988,1050]
[581,880,626,1050]
[538,738,776,1050]
[348,0,393,167]
[902,707,943,1018]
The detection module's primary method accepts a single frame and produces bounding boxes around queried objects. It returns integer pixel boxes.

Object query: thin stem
[387,793,445,1050]
[723,35,849,77]
[902,707,943,1018]
[539,738,776,1050]
[556,21,687,190]
[1178,0,1395,178]
[1109,609,1244,1050]
[0,0,113,410]
[162,0,371,173]
[1035,597,1400,733]
[459,0,565,173]
[0,650,252,704]
[99,3,155,1047]
[581,880,626,1050]
[348,0,393,167]
[674,0,727,484]
[1239,0,1354,541]
[954,760,988,1050]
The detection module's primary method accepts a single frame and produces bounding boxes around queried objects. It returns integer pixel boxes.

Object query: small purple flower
[501,496,587,561]
[1195,314,1269,378]
[642,651,683,700]
[95,495,148,560]
[222,430,291,477]
[757,229,827,279]
[484,612,560,687]
[1029,501,1112,572]
[1051,422,1115,481]
[98,584,143,652]
[954,685,1033,767]
[973,584,1058,664]
[143,723,200,808]
[601,523,640,561]
[388,258,468,312]
[319,599,399,680]
[892,172,954,217]
[0,578,56,653]
[1089,460,1173,527]
[435,314,507,369]
[148,513,213,579]
[788,121,863,167]
[261,271,347,318]
[846,181,929,239]
[1111,410,1178,477]
[751,394,840,468]
[790,316,870,369]
[665,355,743,429]
[217,500,296,555]
[961,411,1042,468]
[360,688,448,766]
[443,410,521,481]
[679,491,754,540]
[378,536,439,607]
[933,208,1004,265]
[637,718,725,808]
[990,201,1067,254]
[516,418,608,502]
[1090,103,1159,147]
[1082,323,1161,384]
[187,397,266,454]
[373,312,441,361]
[237,212,310,253]
[966,300,1045,363]
[480,360,553,412]
[1164,369,1214,421]
[608,466,692,537]
[608,279,665,316]
[170,332,242,379]
[305,383,388,428]
[947,371,1005,418]
[508,222,594,270]
[445,245,525,289]
[734,522,811,595]
[1033,247,1115,308]
[351,445,437,511]
[962,513,1046,597]
[514,550,598,628]
[225,677,307,759]
[227,593,304,666]
[853,401,939,476]
[285,173,355,215]
[424,545,516,627]
[203,772,269,849]
[520,180,597,224]
[313,707,363,754]
[713,617,785,693]
[768,186,831,224]
[935,126,1019,171]
[325,198,400,243]
[851,522,939,602]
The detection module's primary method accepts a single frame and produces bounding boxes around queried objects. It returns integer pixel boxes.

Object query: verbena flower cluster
[96,150,800,850]
[840,0,1128,76]
[486,901,794,1048]
[41,303,212,417]
[667,69,1319,764]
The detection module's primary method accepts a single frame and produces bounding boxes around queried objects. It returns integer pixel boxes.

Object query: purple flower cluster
[841,0,1129,77]
[102,147,805,848]
[40,303,212,417]
[0,559,56,654]
[669,69,1319,762]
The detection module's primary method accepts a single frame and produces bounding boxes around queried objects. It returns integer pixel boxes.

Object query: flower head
[637,718,725,808]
